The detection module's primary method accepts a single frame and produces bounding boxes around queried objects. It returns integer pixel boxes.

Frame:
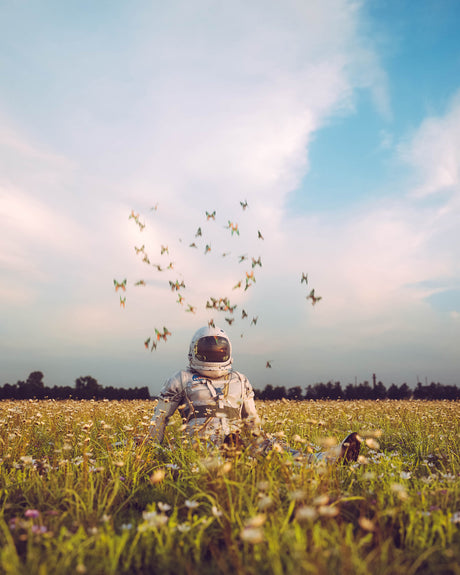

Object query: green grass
[0,399,459,574]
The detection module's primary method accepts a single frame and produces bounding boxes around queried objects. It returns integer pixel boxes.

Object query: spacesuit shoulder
[159,368,192,398]
[230,370,253,390]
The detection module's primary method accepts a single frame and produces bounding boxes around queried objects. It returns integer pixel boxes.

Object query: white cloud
[399,90,460,199]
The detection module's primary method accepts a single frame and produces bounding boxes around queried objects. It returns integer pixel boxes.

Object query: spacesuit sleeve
[148,371,185,444]
[240,375,261,432]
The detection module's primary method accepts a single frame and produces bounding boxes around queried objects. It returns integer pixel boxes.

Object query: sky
[1,0,460,395]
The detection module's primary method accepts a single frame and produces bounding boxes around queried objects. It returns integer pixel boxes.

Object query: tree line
[254,377,460,401]
[0,372,150,400]
[1,371,459,401]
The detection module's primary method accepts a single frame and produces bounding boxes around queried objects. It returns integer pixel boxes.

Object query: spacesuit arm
[147,372,185,444]
[240,376,261,434]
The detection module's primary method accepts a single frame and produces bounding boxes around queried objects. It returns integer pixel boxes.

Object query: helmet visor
[194,336,231,363]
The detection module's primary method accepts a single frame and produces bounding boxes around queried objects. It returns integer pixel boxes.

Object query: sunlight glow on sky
[1,0,460,394]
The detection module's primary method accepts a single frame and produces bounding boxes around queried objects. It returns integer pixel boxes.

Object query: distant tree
[398,383,412,399]
[387,384,400,399]
[373,380,387,400]
[26,371,45,399]
[286,386,303,401]
[272,386,287,400]
[75,376,102,399]
[260,384,274,400]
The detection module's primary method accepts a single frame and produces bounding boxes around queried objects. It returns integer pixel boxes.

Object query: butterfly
[301,273,308,284]
[150,203,159,211]
[113,279,127,292]
[206,210,216,220]
[208,318,215,328]
[195,227,202,237]
[119,296,126,308]
[169,279,185,291]
[206,297,219,309]
[216,297,234,312]
[144,337,151,349]
[251,257,262,268]
[257,230,264,240]
[134,245,145,255]
[240,200,248,210]
[189,242,198,248]
[232,280,242,290]
[222,252,231,257]
[225,317,234,325]
[167,262,174,270]
[134,280,146,286]
[161,245,169,255]
[226,221,239,236]
[129,211,145,231]
[266,361,272,369]
[155,327,171,341]
[307,289,322,306]
[186,304,196,314]
[177,293,184,305]
[152,264,164,272]
[251,316,258,326]
[204,244,211,254]
[238,254,248,263]
[241,309,248,319]
[142,254,151,264]
[246,270,256,284]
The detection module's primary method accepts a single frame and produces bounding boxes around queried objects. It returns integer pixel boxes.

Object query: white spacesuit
[148,325,260,446]
[148,325,361,462]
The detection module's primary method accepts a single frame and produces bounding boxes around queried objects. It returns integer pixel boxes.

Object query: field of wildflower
[0,399,459,575]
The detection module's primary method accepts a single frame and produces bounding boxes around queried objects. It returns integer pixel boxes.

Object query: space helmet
[188,325,233,378]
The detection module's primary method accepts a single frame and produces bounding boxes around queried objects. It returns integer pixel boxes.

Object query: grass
[0,399,459,574]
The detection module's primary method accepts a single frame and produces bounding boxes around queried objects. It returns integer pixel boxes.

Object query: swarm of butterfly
[114,199,321,367]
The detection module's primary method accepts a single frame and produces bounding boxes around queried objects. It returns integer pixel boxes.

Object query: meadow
[0,399,459,575]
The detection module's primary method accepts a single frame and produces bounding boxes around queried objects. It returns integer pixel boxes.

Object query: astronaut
[147,325,361,462]
[148,325,260,446]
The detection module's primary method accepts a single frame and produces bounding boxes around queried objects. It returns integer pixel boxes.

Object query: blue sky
[1,0,460,394]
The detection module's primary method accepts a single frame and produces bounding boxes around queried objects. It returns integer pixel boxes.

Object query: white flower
[400,471,412,480]
[158,502,172,512]
[120,523,133,530]
[421,476,434,484]
[211,506,223,518]
[295,506,317,522]
[244,514,266,529]
[185,500,199,509]
[240,527,264,544]
[358,517,375,531]
[442,473,456,481]
[313,494,329,506]
[141,511,169,529]
[257,496,273,511]
[318,505,339,518]
[451,512,460,524]
[391,483,408,501]
[365,438,380,450]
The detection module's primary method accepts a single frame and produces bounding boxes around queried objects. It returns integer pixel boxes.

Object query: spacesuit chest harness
[181,371,244,422]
